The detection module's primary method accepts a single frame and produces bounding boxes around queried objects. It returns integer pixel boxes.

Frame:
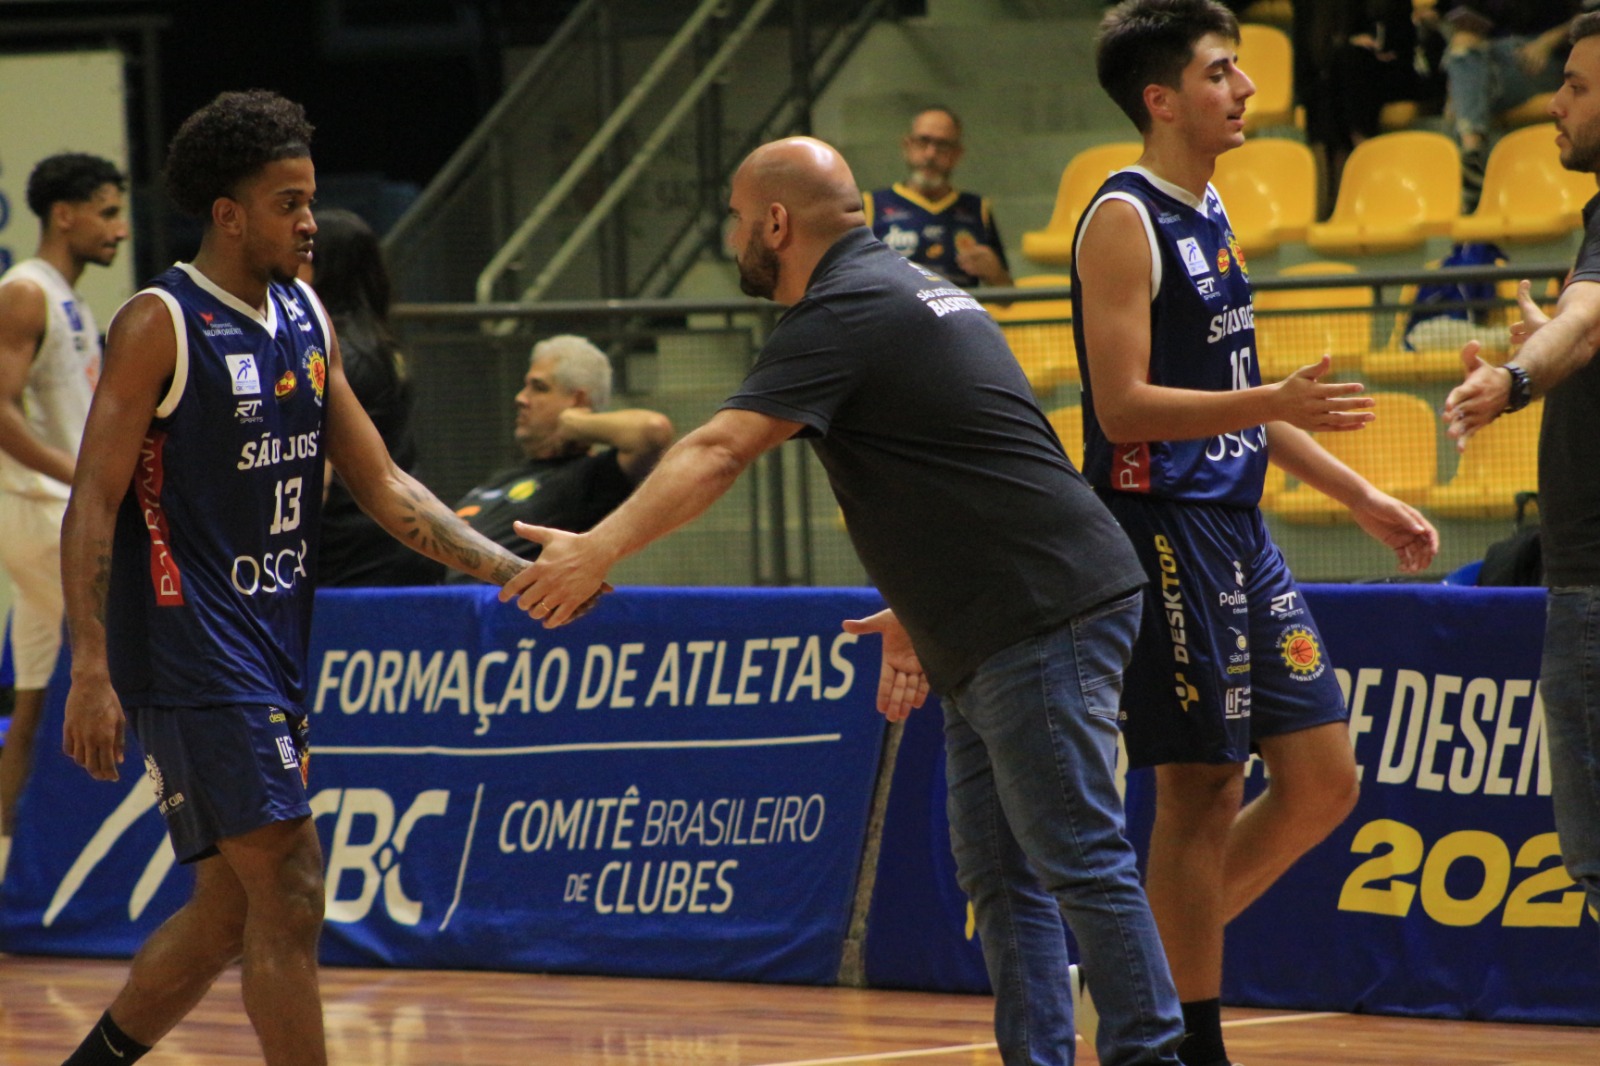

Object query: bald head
[734,137,865,241]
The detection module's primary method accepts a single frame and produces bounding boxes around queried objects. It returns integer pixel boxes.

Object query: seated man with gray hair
[444,334,673,581]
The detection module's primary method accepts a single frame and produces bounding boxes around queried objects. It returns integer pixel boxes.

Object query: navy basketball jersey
[106,263,332,708]
[1071,167,1267,507]
[864,184,1008,289]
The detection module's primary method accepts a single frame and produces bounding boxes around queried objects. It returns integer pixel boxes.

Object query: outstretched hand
[1441,340,1509,449]
[841,609,929,723]
[1272,354,1375,432]
[1506,279,1549,348]
[499,522,614,627]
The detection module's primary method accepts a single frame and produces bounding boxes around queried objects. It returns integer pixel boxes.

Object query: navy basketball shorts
[127,704,312,863]
[1107,495,1347,768]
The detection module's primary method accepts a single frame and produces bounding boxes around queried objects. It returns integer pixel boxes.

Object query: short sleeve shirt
[1540,194,1600,587]
[722,228,1144,690]
[450,449,635,573]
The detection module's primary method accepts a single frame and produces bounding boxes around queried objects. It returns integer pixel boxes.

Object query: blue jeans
[1442,36,1563,140]
[943,591,1183,1066]
[1542,588,1600,927]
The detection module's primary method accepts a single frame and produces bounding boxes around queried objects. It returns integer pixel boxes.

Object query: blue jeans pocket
[1071,589,1142,722]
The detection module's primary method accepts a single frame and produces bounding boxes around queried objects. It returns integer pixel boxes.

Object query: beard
[737,239,780,299]
[905,165,949,195]
[1562,120,1600,174]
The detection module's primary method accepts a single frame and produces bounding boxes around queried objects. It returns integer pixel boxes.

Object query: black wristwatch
[1503,363,1533,413]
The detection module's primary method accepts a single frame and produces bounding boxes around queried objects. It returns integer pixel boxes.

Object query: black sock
[62,1010,151,1066]
[1177,998,1228,1066]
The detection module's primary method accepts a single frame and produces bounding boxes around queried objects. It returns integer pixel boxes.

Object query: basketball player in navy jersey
[56,91,538,1066]
[1074,4,1439,1065]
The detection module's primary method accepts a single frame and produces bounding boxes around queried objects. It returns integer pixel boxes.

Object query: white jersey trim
[1076,189,1162,299]
[175,262,280,335]
[292,277,334,350]
[128,288,191,419]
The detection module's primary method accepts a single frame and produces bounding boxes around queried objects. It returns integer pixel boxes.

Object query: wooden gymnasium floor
[1,955,1596,1064]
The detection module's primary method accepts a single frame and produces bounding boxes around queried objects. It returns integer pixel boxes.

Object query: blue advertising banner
[1210,584,1594,1025]
[0,587,889,985]
[866,584,1598,1026]
[862,691,991,993]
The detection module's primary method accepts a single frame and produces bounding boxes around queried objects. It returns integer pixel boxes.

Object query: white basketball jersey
[0,258,100,500]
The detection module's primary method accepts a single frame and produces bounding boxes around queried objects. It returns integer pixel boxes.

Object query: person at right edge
[1446,8,1600,945]
[1076,4,1441,1065]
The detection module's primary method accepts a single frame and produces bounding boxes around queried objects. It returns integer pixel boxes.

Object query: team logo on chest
[274,370,298,400]
[303,347,327,405]
[1227,230,1248,278]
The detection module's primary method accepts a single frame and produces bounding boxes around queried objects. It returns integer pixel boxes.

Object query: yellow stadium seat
[1021,142,1143,266]
[989,275,1078,394]
[1306,131,1461,255]
[1252,261,1373,380]
[1239,1,1293,29]
[1425,400,1542,519]
[1238,24,1294,132]
[1045,404,1085,469]
[1366,255,1519,384]
[1211,137,1316,254]
[1380,100,1421,132]
[1452,125,1593,244]
[1268,391,1439,522]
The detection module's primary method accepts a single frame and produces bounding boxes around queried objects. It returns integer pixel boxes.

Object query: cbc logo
[310,788,450,926]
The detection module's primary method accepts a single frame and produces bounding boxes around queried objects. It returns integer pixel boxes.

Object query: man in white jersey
[0,152,128,873]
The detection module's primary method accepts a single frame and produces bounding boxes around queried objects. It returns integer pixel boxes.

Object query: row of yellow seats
[1046,394,1540,523]
[1023,125,1590,266]
[1253,262,1557,384]
[991,265,1543,397]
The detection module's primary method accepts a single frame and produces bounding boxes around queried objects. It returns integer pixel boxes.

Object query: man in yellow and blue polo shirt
[864,107,1013,290]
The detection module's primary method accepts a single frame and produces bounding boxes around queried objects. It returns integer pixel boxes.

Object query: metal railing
[391,262,1568,588]
[385,0,894,307]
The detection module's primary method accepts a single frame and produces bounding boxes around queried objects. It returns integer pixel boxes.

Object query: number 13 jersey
[107,262,332,708]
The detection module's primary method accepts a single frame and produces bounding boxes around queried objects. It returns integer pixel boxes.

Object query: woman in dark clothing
[308,208,440,585]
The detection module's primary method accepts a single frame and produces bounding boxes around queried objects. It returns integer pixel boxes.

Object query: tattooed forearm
[394,482,522,581]
[90,549,112,627]
[488,557,525,584]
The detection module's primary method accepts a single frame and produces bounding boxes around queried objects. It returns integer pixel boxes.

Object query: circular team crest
[303,348,327,404]
[1278,625,1324,679]
[1227,231,1249,277]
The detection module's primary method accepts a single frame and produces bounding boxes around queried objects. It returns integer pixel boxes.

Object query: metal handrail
[474,0,733,303]
[382,0,600,272]
[388,261,1573,324]
[634,0,897,298]
[519,0,786,303]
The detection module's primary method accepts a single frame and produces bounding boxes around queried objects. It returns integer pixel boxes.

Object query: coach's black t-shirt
[722,228,1145,691]
[1541,195,1600,587]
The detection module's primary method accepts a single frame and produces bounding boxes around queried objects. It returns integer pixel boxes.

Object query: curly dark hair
[163,89,314,217]
[25,153,126,220]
